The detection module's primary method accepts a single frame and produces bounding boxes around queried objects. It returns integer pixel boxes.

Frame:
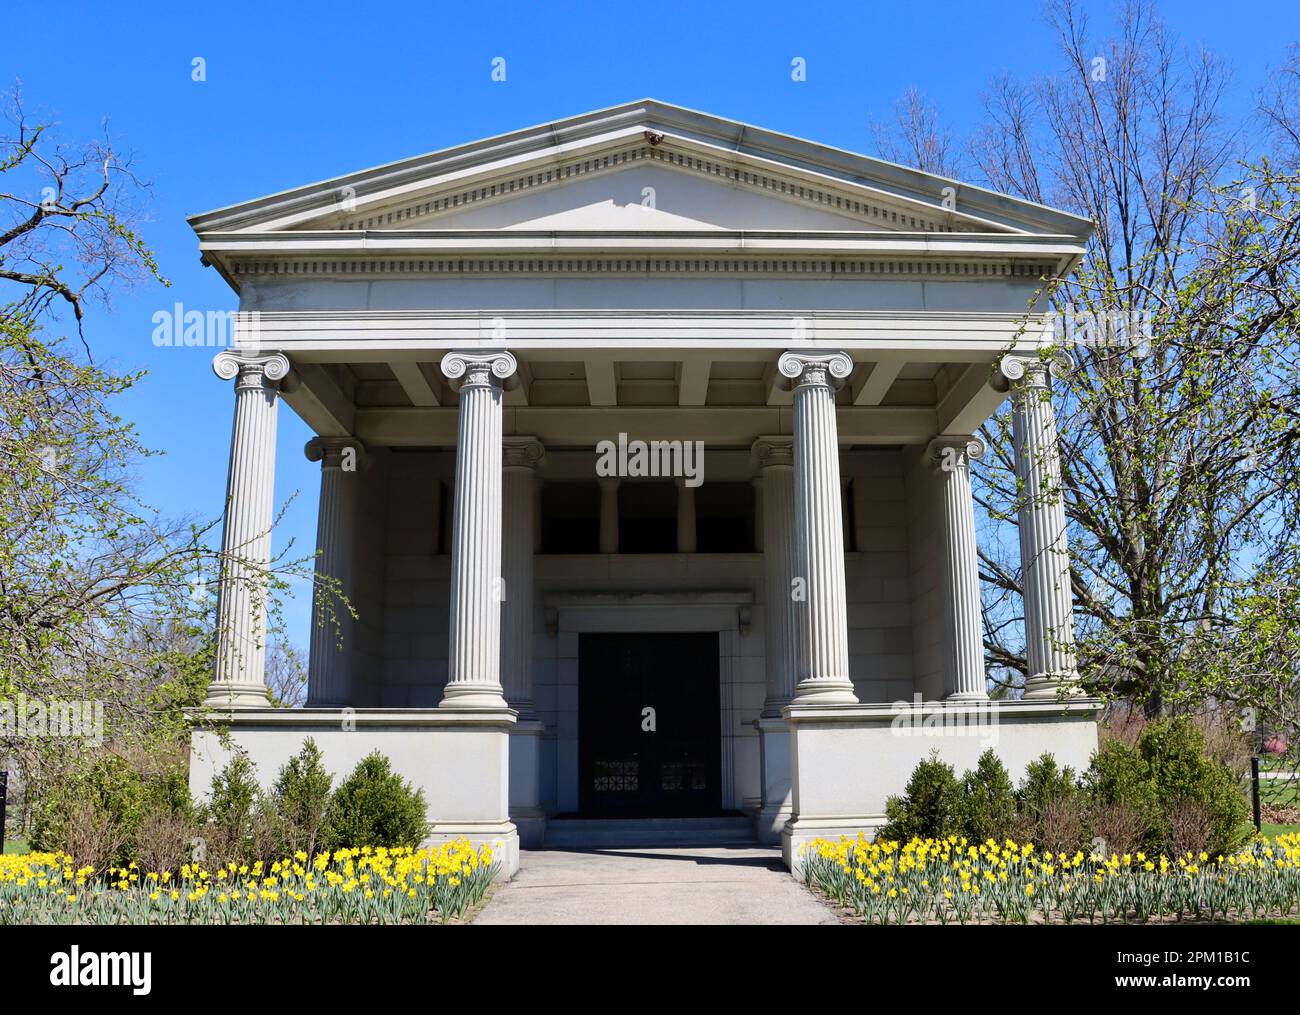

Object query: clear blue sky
[3,0,1295,646]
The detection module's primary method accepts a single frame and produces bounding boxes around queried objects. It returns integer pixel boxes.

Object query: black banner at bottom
[0,922,1294,1000]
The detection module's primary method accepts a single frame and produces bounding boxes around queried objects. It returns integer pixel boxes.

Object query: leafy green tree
[0,91,349,842]
[872,1,1300,716]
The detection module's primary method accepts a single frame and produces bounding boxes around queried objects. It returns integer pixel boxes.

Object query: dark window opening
[695,482,756,553]
[618,481,677,553]
[540,481,600,554]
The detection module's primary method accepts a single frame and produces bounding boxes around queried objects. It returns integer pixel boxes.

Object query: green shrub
[205,753,260,861]
[1138,717,1251,857]
[1014,753,1084,852]
[30,753,193,866]
[957,749,1017,844]
[1083,718,1251,858]
[1018,753,1080,816]
[319,752,427,852]
[1085,735,1155,811]
[269,739,333,857]
[877,751,961,842]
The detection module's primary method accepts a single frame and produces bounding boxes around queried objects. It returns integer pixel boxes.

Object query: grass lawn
[1261,779,1298,807]
[1262,824,1300,839]
[2,839,29,855]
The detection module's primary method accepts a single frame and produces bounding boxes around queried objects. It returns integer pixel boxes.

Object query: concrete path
[473,845,840,925]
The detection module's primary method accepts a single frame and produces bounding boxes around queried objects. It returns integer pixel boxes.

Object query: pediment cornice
[327,140,982,234]
[189,99,1094,242]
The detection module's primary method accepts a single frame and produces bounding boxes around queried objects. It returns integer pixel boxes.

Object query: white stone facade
[187,101,1102,876]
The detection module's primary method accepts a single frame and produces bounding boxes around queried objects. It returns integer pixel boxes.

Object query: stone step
[542,816,757,848]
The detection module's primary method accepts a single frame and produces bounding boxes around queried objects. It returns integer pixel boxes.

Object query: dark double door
[578,632,722,817]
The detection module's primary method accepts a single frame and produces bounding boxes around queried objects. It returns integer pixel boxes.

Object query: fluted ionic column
[207,350,291,708]
[439,350,517,710]
[501,437,545,717]
[928,436,989,701]
[753,437,798,714]
[779,351,858,705]
[752,436,798,842]
[304,436,367,707]
[998,353,1079,697]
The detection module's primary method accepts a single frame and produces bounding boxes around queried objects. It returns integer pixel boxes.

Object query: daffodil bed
[0,839,497,925]
[801,834,1300,924]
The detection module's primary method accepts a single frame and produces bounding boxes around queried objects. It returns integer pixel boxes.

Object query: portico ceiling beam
[763,360,792,406]
[388,360,440,406]
[678,359,711,406]
[850,359,905,406]
[584,358,618,406]
[281,362,355,437]
[937,362,1008,435]
[504,359,533,406]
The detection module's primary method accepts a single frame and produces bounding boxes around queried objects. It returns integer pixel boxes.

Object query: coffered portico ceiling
[190,100,1094,438]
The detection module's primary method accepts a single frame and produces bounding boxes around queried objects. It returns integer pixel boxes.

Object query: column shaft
[930,437,988,700]
[753,438,798,712]
[1001,355,1079,697]
[305,437,366,706]
[207,351,290,708]
[501,437,544,716]
[440,351,517,709]
[779,352,857,705]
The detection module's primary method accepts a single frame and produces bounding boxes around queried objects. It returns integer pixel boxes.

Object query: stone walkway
[473,845,840,925]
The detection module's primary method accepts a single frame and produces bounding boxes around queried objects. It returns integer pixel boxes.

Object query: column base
[782,816,880,876]
[792,678,859,705]
[946,690,991,702]
[203,682,270,708]
[439,684,510,709]
[305,695,349,708]
[1023,674,1082,699]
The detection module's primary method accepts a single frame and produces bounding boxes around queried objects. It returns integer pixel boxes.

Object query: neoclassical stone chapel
[187,100,1101,875]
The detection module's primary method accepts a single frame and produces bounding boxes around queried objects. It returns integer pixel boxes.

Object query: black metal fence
[1251,755,1262,832]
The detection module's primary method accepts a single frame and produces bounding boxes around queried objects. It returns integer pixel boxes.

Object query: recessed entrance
[578,632,722,817]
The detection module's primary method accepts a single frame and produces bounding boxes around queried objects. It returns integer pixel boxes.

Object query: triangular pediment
[326,157,940,233]
[190,100,1094,242]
